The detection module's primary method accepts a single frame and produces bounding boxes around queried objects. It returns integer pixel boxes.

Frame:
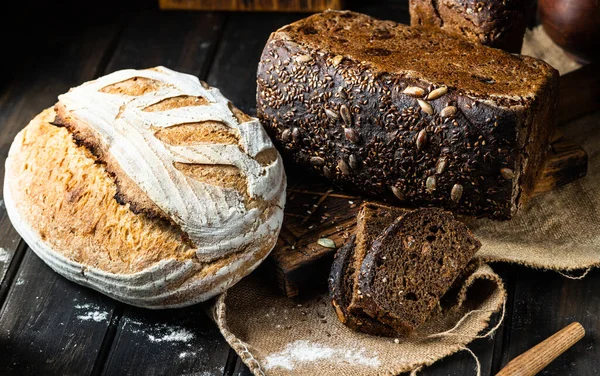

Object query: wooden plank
[104,9,225,77]
[0,4,124,375]
[532,134,588,196]
[206,12,306,113]
[232,355,253,376]
[0,250,118,374]
[496,266,600,375]
[95,8,232,376]
[159,0,343,12]
[0,1,124,292]
[101,304,231,375]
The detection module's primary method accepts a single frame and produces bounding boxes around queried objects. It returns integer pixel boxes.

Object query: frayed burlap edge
[211,263,506,376]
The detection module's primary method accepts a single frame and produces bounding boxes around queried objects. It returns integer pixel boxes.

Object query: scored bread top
[57,66,286,261]
[272,10,555,102]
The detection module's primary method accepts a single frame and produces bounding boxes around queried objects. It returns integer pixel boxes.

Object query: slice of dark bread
[355,208,481,334]
[347,202,408,314]
[328,235,397,336]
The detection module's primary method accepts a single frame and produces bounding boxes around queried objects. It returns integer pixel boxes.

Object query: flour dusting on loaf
[4,67,286,308]
[58,66,285,261]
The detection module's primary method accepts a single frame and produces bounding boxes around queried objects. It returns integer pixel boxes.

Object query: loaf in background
[409,0,536,53]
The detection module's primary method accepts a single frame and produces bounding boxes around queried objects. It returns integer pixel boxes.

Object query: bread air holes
[405,292,418,301]
[154,121,239,146]
[298,25,318,35]
[99,77,162,96]
[143,95,209,112]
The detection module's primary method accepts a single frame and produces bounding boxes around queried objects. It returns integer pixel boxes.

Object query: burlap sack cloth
[211,26,596,375]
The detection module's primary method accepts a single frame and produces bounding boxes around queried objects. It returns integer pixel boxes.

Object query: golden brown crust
[8,108,279,283]
[54,101,169,220]
[8,108,196,273]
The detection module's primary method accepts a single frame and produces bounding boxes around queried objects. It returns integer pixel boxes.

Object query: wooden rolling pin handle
[496,322,585,376]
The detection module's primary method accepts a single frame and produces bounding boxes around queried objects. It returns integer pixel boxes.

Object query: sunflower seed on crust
[403,86,425,97]
[417,99,434,115]
[416,129,428,150]
[295,54,312,63]
[391,186,405,201]
[451,183,463,202]
[427,86,448,100]
[340,104,352,125]
[331,55,344,66]
[426,176,436,193]
[500,168,514,180]
[440,106,458,118]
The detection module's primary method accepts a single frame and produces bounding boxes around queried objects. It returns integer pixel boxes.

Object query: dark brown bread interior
[257,10,559,219]
[348,202,407,314]
[356,208,481,333]
[328,235,397,336]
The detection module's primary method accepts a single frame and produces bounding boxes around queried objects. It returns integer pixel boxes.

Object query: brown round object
[539,0,600,64]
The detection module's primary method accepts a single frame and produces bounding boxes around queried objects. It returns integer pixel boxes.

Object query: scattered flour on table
[123,317,196,344]
[74,303,110,322]
[264,340,381,370]
[148,329,194,343]
[179,351,197,359]
[0,248,10,263]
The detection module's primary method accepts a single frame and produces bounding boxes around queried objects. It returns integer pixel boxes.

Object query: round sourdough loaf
[4,66,286,308]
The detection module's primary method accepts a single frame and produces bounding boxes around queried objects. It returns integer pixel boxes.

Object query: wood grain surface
[0,1,598,375]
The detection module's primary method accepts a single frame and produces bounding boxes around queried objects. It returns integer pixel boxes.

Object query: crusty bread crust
[5,108,281,308]
[6,66,288,310]
[257,10,558,219]
[8,108,194,273]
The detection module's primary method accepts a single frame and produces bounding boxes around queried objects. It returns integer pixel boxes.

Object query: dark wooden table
[0,1,598,375]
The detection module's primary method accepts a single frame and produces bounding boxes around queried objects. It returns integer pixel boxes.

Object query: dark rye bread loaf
[355,208,481,334]
[409,0,536,53]
[256,10,559,220]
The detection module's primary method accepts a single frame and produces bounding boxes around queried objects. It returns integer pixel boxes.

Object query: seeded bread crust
[355,208,481,334]
[328,235,398,336]
[409,0,536,53]
[257,10,559,219]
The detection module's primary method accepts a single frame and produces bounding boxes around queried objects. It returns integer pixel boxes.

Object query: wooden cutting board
[263,64,597,298]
